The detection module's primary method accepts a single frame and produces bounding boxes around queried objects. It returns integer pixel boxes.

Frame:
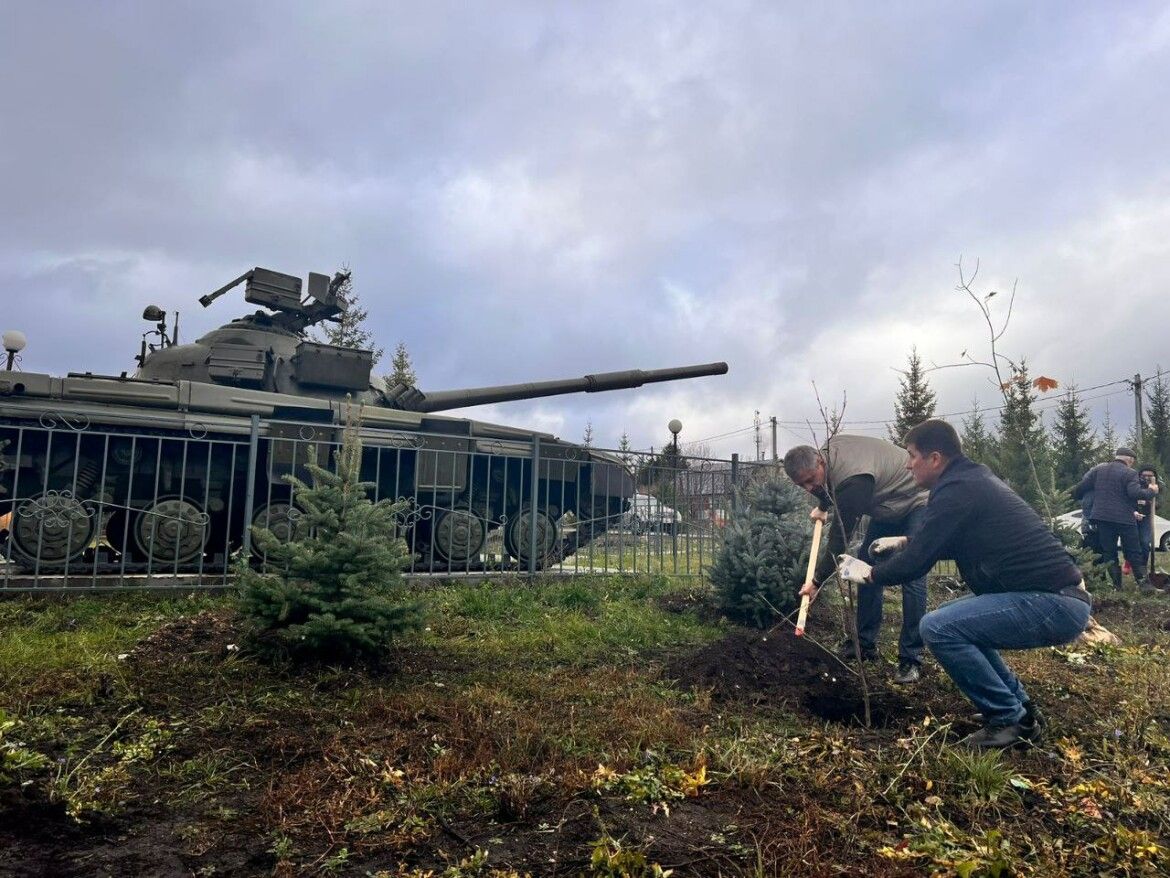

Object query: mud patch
[126,607,243,667]
[665,627,912,727]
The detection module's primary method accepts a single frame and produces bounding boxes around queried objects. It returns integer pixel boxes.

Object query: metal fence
[0,410,777,591]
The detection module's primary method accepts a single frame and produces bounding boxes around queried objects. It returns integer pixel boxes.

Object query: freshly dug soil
[665,626,913,727]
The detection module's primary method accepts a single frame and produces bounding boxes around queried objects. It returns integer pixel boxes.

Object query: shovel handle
[795,518,824,636]
[1150,495,1157,578]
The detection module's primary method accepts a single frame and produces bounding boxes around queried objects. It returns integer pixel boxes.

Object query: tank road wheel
[133,497,209,566]
[10,491,96,569]
[431,505,487,564]
[503,507,560,569]
[249,502,307,559]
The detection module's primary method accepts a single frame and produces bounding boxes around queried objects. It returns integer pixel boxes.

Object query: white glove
[868,536,908,556]
[837,554,873,584]
[809,507,829,523]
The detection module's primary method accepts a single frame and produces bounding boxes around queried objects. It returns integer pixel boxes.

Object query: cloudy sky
[3,2,1168,459]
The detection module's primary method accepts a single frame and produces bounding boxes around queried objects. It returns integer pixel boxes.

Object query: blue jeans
[857,506,927,665]
[920,591,1091,726]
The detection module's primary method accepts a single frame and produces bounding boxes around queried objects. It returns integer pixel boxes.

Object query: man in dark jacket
[807,419,1091,750]
[1072,448,1160,593]
[1135,465,1159,576]
[783,435,929,683]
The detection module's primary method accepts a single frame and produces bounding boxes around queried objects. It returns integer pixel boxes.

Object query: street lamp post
[2,330,26,371]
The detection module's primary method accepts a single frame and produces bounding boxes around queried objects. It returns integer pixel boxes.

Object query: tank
[0,267,727,574]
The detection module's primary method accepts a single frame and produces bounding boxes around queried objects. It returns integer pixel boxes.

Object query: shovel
[1150,492,1169,589]
[794,518,823,636]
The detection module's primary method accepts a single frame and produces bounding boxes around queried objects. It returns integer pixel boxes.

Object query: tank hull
[0,371,634,574]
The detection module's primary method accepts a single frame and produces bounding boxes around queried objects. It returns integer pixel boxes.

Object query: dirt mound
[126,607,243,667]
[665,627,912,727]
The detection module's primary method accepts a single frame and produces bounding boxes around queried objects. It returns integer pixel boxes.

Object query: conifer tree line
[308,268,418,389]
[889,349,1170,511]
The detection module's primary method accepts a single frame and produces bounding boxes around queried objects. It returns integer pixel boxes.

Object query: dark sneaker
[959,723,1036,750]
[836,640,878,663]
[893,662,920,684]
[972,699,1040,727]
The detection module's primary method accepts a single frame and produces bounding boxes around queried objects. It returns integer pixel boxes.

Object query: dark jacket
[870,455,1082,595]
[1136,474,1156,538]
[1072,461,1154,526]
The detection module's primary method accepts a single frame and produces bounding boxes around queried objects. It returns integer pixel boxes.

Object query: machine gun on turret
[198,267,351,334]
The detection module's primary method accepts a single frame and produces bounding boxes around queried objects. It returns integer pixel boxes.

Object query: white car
[623,493,682,535]
[1054,509,1170,551]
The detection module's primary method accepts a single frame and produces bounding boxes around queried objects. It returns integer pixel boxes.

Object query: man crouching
[805,419,1091,749]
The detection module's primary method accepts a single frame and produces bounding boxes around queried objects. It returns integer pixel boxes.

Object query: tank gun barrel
[399,361,729,413]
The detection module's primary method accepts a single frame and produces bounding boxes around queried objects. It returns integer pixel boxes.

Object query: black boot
[835,639,878,663]
[1138,576,1164,596]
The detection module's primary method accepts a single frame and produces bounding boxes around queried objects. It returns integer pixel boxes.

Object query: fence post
[671,458,679,573]
[730,453,739,513]
[240,414,260,559]
[527,435,541,577]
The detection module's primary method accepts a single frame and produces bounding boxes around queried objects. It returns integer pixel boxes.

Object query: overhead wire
[699,365,1167,456]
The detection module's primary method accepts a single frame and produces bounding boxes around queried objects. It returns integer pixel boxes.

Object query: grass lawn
[1,575,1168,877]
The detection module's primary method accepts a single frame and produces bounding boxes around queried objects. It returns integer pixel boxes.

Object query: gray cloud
[2,2,1169,458]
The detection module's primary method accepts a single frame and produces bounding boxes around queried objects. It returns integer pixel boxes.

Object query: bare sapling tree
[930,257,1060,518]
[793,384,874,726]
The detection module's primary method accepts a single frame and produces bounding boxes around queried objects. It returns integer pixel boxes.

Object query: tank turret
[136,267,727,407]
[137,267,375,396]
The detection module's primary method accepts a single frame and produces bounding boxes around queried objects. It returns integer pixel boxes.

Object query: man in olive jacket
[783,434,929,683]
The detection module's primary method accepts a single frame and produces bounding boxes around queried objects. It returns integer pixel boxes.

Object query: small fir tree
[888,346,938,444]
[310,270,384,364]
[710,479,814,627]
[1125,424,1142,456]
[385,341,417,388]
[960,401,997,467]
[1050,387,1097,497]
[617,432,634,469]
[994,361,1054,512]
[1141,370,1170,476]
[1098,406,1119,462]
[583,421,594,447]
[638,442,689,510]
[238,406,421,662]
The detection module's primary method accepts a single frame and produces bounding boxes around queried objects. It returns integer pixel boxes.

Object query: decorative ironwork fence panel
[0,413,763,591]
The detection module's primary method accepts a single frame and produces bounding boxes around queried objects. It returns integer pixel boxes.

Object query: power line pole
[1134,373,1144,446]
[753,410,762,461]
[771,416,778,461]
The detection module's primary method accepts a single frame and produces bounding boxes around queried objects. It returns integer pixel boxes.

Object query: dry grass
[1,577,1168,877]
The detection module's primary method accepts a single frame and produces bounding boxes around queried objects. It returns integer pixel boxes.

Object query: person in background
[1072,448,1159,594]
[1078,488,1098,553]
[1135,465,1159,577]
